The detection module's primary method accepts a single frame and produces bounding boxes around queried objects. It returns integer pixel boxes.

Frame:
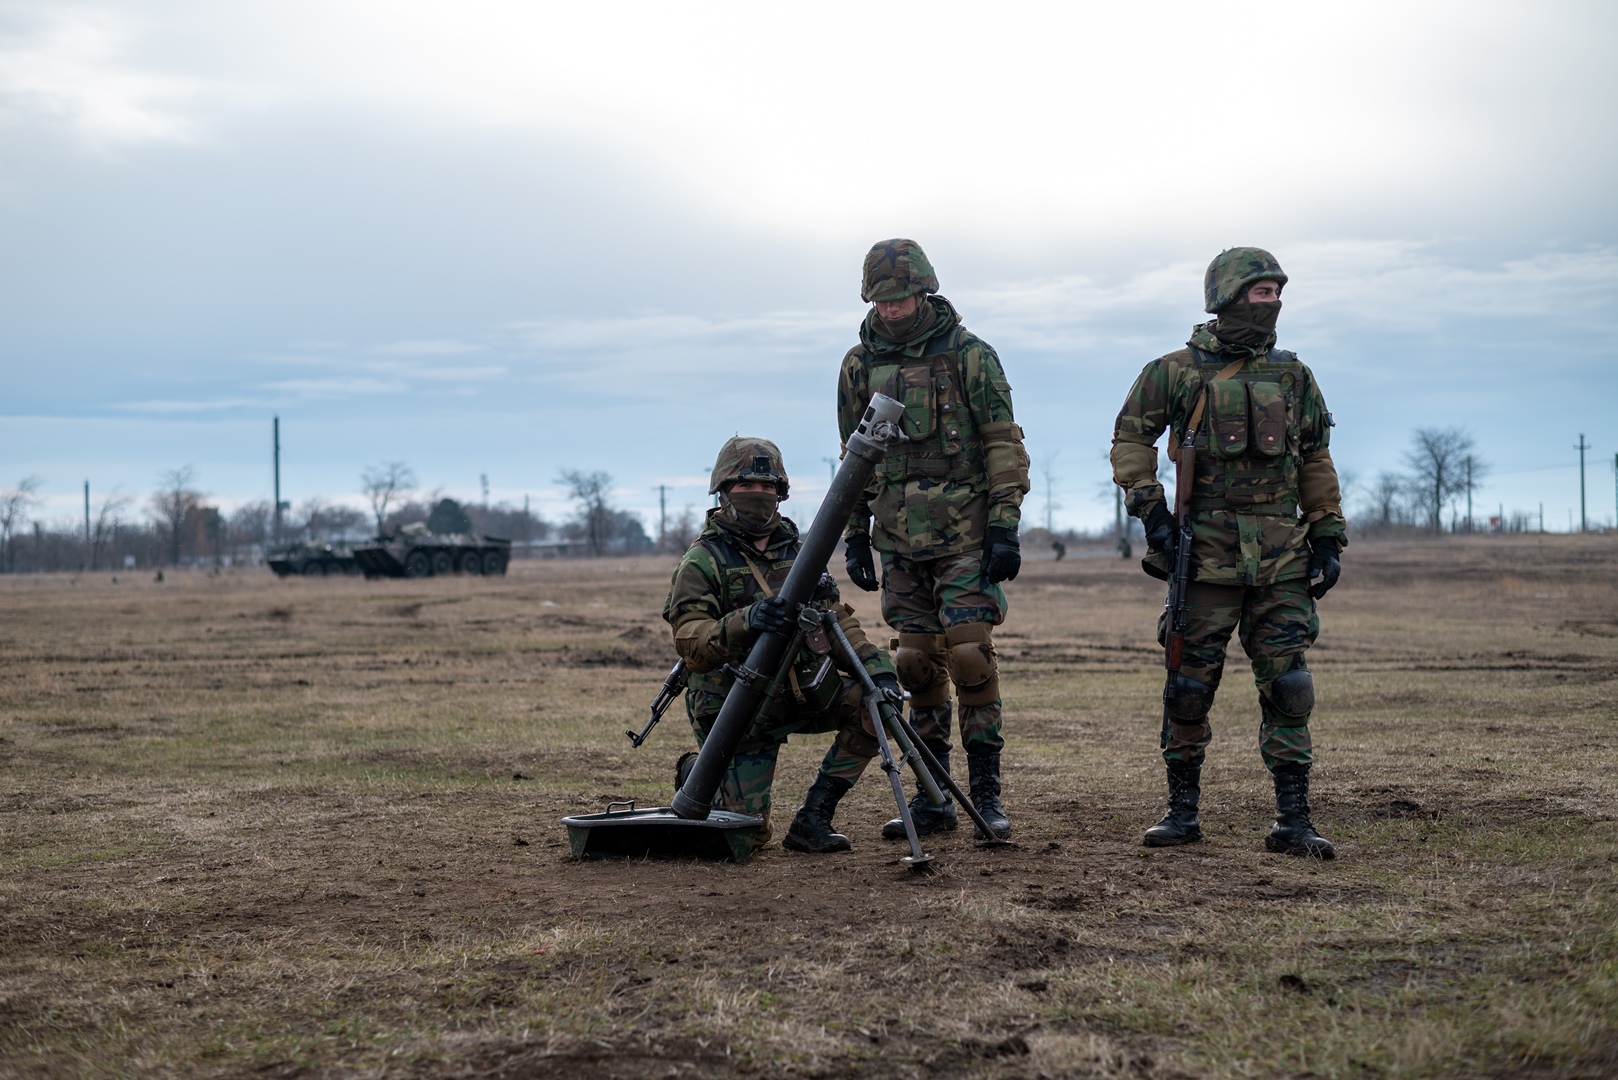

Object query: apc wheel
[459,550,483,575]
[482,551,507,576]
[404,551,432,577]
[431,550,453,576]
[301,562,325,577]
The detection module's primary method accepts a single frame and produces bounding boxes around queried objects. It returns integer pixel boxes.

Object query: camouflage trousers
[880,550,1007,754]
[688,678,877,840]
[1162,576,1319,773]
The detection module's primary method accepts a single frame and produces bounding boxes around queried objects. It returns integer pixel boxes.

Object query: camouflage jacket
[663,509,895,719]
[837,295,1030,559]
[1110,323,1347,586]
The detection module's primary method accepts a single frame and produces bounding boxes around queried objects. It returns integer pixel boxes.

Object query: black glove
[872,672,903,705]
[1307,537,1341,600]
[844,536,879,592]
[1144,503,1178,556]
[982,525,1021,583]
[744,595,791,635]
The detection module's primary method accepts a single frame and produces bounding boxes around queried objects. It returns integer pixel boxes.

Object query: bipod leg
[880,704,946,806]
[823,612,932,868]
[865,698,932,868]
[891,711,1013,847]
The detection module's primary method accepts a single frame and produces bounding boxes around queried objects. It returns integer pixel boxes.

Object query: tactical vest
[1182,346,1305,515]
[685,531,841,718]
[861,327,986,486]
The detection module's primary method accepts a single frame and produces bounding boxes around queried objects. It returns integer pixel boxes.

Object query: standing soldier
[1111,247,1345,858]
[837,239,1030,840]
[664,436,901,854]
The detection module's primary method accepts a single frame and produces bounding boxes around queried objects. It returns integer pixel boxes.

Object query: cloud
[372,339,483,356]
[0,10,205,146]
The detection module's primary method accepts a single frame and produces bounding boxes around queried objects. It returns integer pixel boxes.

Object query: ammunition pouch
[893,632,950,707]
[944,622,999,707]
[1192,348,1303,509]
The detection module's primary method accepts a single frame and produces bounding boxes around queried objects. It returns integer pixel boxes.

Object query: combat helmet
[861,239,939,303]
[709,436,790,500]
[1203,247,1288,313]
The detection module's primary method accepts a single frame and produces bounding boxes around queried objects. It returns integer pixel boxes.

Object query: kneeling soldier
[1110,247,1345,858]
[663,436,901,853]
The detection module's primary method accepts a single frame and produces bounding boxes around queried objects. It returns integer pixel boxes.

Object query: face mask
[874,296,937,343]
[721,490,780,537]
[1215,297,1281,348]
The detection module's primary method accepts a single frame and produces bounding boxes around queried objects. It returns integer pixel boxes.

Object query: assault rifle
[626,658,690,748]
[1160,415,1198,749]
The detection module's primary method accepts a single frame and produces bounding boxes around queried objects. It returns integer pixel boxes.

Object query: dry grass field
[2,535,1616,1079]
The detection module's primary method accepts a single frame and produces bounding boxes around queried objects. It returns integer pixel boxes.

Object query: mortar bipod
[814,608,933,868]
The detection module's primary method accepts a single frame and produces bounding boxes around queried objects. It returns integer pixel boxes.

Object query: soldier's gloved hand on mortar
[1307,537,1341,599]
[745,595,792,635]
[982,525,1022,583]
[843,536,879,592]
[872,672,903,705]
[1143,504,1178,556]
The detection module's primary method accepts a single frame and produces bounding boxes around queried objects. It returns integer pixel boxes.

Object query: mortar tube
[671,393,907,821]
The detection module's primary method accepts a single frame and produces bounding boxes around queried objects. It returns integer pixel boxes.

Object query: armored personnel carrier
[351,523,511,578]
[267,542,358,578]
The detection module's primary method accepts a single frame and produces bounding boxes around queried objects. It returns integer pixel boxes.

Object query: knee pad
[1266,668,1315,720]
[1165,673,1214,723]
[944,622,999,707]
[893,632,950,707]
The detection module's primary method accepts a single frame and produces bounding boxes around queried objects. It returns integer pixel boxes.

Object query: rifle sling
[740,551,807,704]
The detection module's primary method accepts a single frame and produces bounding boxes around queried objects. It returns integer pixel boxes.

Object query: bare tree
[361,462,416,536]
[559,469,613,556]
[667,504,700,552]
[1038,451,1061,534]
[150,467,202,567]
[89,487,132,571]
[1,476,42,573]
[1368,471,1406,527]
[1404,428,1475,532]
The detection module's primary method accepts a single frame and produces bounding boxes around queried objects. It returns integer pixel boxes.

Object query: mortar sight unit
[351,522,511,579]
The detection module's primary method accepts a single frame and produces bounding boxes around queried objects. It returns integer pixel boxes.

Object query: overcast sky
[3,0,1616,536]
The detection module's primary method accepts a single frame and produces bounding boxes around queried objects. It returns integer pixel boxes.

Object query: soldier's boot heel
[782,774,855,854]
[966,747,1012,840]
[1143,762,1203,847]
[882,749,957,839]
[1265,765,1335,859]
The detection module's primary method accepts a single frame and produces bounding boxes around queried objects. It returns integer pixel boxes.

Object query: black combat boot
[882,749,957,839]
[1143,761,1202,847]
[674,750,698,793]
[966,747,1012,839]
[782,774,854,854]
[1266,765,1335,859]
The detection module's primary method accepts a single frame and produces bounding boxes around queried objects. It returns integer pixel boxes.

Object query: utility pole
[1576,433,1589,532]
[657,484,668,551]
[83,480,90,550]
[1465,457,1473,533]
[273,417,283,542]
[822,457,837,484]
[480,473,490,508]
[1114,486,1124,541]
[1613,453,1617,530]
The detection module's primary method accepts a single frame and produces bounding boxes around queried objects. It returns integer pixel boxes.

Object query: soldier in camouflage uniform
[837,239,1031,841]
[663,436,900,854]
[1111,247,1345,859]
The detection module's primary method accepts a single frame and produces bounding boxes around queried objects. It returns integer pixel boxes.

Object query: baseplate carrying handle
[606,800,635,813]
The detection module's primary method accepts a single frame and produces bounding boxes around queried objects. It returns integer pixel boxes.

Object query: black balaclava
[719,489,780,538]
[874,292,938,344]
[1214,294,1282,349]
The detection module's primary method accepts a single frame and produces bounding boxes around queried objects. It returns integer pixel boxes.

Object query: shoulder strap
[742,554,774,597]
